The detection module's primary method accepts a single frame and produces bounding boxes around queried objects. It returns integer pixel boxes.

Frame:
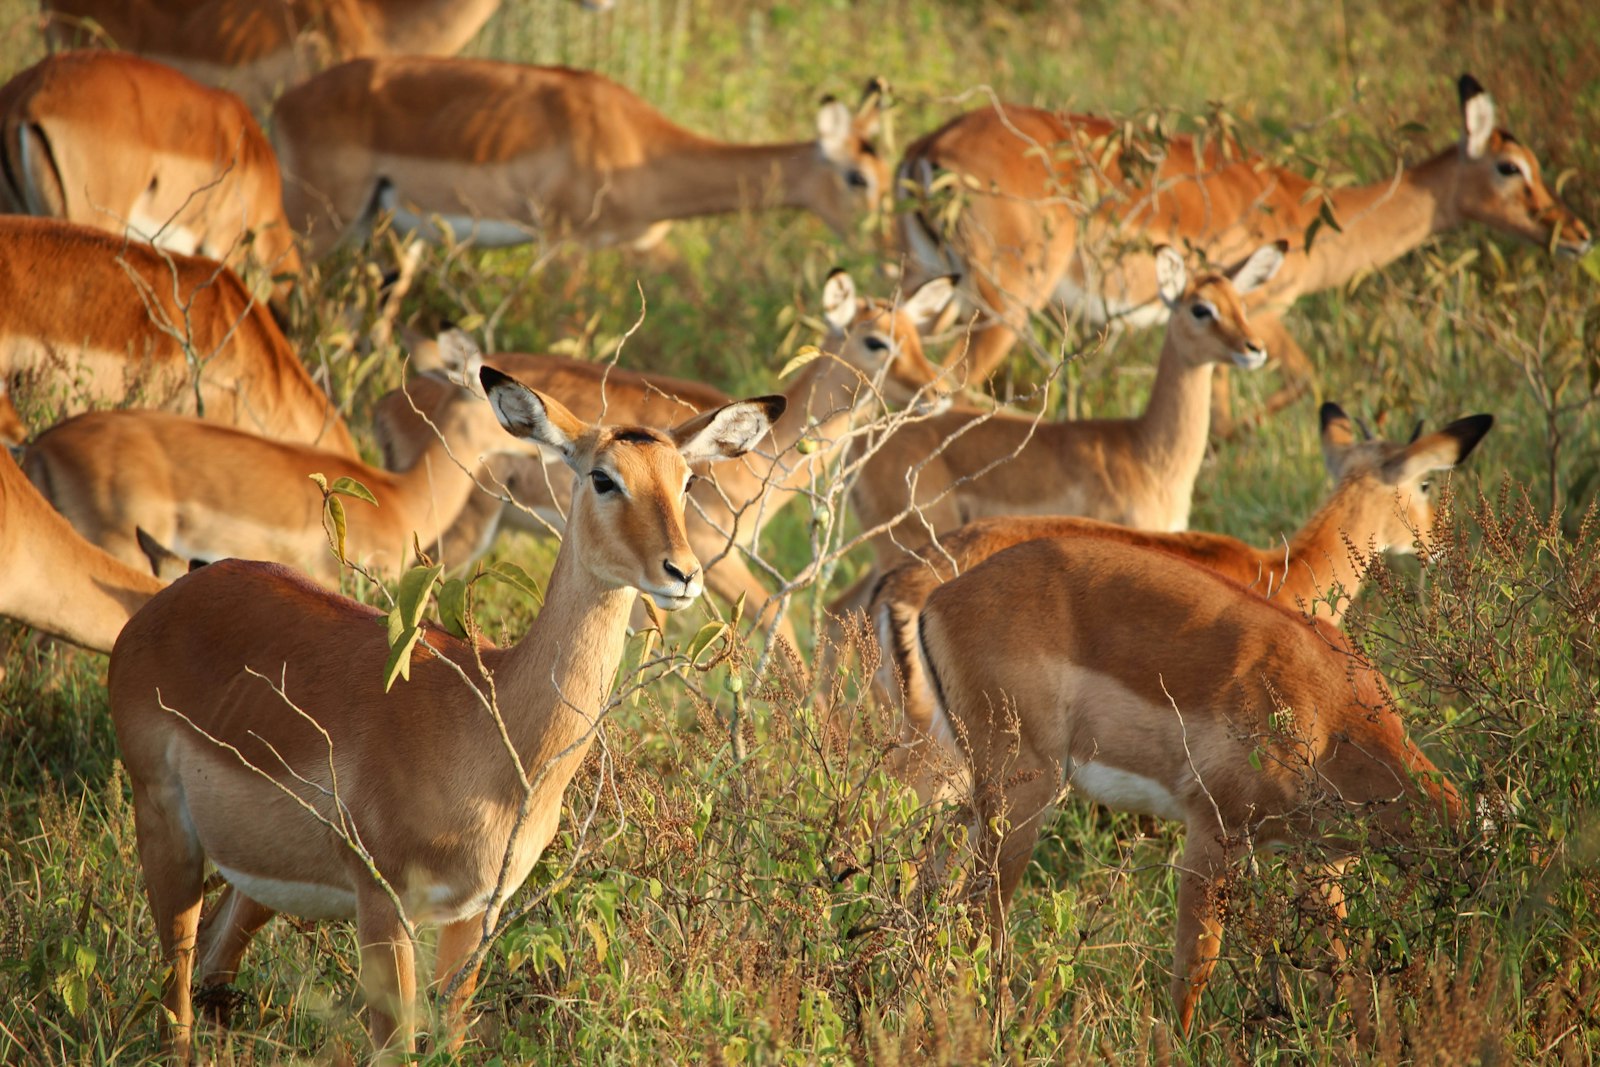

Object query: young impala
[272,58,888,256]
[899,75,1590,424]
[868,402,1493,791]
[0,218,354,455]
[0,450,163,654]
[375,271,955,648]
[915,536,1462,1035]
[109,370,783,1061]
[21,358,537,584]
[831,242,1282,616]
[42,0,508,110]
[0,52,301,302]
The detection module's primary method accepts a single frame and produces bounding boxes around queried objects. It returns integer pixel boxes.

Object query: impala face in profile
[272,58,889,257]
[109,371,784,1061]
[898,74,1590,418]
[0,51,301,302]
[914,536,1462,1036]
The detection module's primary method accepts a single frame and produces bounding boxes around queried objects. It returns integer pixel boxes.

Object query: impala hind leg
[974,759,1056,966]
[1172,829,1238,1036]
[356,889,418,1059]
[130,783,206,1063]
[194,886,277,1022]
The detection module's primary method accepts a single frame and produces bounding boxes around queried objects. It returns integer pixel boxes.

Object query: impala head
[1155,242,1284,370]
[808,79,891,235]
[1320,401,1494,558]
[483,367,785,610]
[820,268,956,414]
[1454,75,1592,257]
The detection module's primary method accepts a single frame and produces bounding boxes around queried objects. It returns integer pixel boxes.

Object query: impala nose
[663,559,697,588]
[1236,341,1269,370]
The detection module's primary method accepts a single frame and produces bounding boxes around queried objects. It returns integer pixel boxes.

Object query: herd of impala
[0,0,1592,1059]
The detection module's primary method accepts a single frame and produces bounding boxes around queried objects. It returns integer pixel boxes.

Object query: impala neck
[634,136,825,222]
[1131,332,1217,522]
[387,397,507,538]
[487,531,636,785]
[359,0,505,55]
[1276,478,1388,624]
[1296,147,1460,294]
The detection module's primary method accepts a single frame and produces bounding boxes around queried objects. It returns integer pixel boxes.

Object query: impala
[108,370,782,1061]
[0,51,301,302]
[22,363,538,583]
[899,75,1590,422]
[375,271,955,649]
[0,450,163,654]
[832,242,1282,616]
[868,402,1493,789]
[0,217,355,454]
[41,0,507,110]
[915,536,1462,1034]
[272,58,888,257]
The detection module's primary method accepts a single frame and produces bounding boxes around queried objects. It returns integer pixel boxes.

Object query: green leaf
[383,625,422,691]
[325,496,348,562]
[396,564,444,631]
[486,561,544,607]
[329,476,379,507]
[1248,748,1264,771]
[438,578,470,638]
[308,472,329,493]
[686,621,728,667]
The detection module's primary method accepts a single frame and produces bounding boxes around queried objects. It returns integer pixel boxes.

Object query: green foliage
[3,0,1600,1061]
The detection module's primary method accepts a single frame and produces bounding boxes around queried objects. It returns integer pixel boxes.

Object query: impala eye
[864,335,891,353]
[846,169,870,189]
[591,470,617,494]
[1420,480,1432,493]
[1496,161,1521,179]
[684,473,699,495]
[1190,302,1215,322]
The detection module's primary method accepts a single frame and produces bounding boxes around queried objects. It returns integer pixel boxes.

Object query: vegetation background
[1,0,1598,1062]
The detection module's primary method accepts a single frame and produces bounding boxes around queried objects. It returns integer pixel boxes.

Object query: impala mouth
[646,589,700,612]
[1556,236,1594,259]
[1232,348,1270,371]
[911,392,954,416]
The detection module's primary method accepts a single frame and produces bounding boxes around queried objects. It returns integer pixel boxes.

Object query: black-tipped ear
[479,365,515,393]
[1409,420,1425,444]
[1440,413,1495,464]
[1319,401,1349,432]
[1458,73,1486,106]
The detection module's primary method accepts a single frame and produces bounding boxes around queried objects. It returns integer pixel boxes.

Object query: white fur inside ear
[1463,92,1496,159]
[903,276,956,329]
[1154,246,1187,308]
[1230,243,1286,296]
[823,270,857,331]
[487,380,576,461]
[817,100,853,157]
[677,401,777,465]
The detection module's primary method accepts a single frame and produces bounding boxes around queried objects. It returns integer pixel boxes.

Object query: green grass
[3,0,1600,1062]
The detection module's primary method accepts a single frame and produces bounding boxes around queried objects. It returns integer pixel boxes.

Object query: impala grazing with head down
[272,58,888,256]
[0,450,163,654]
[868,401,1493,790]
[41,0,508,110]
[0,217,354,454]
[914,536,1462,1035]
[109,369,783,1062]
[375,271,955,649]
[899,75,1590,422]
[0,51,301,301]
[831,242,1282,616]
[21,358,537,583]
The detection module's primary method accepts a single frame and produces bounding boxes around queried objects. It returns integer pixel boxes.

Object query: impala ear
[1383,413,1495,485]
[1154,245,1187,309]
[817,98,854,157]
[901,274,957,331]
[1459,74,1496,160]
[823,268,858,332]
[1227,241,1287,296]
[670,396,787,467]
[438,328,486,394]
[1319,401,1359,474]
[482,367,587,466]
[856,76,887,137]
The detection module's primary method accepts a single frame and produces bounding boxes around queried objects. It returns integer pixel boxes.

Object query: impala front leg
[356,889,418,1060]
[195,886,277,1023]
[1172,828,1237,1036]
[433,912,491,1052]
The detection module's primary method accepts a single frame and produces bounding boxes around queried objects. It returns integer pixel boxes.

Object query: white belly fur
[1066,760,1185,822]
[215,864,358,921]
